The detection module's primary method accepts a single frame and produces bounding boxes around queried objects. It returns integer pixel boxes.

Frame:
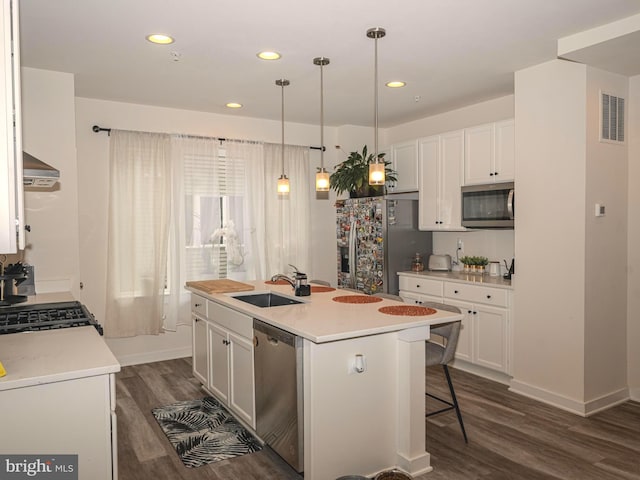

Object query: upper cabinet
[0,0,24,253]
[418,130,466,231]
[463,119,514,185]
[387,140,418,193]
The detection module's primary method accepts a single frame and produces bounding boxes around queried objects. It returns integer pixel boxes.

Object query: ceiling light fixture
[367,27,386,186]
[313,56,330,192]
[276,79,290,196]
[386,81,406,88]
[226,102,243,109]
[146,34,174,45]
[258,51,281,60]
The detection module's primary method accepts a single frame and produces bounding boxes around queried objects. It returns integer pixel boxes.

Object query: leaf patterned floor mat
[152,396,262,468]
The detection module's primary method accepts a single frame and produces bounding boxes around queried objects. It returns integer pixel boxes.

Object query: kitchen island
[187,280,463,479]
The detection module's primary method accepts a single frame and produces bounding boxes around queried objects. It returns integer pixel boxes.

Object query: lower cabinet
[399,274,511,375]
[191,293,256,428]
[192,316,209,385]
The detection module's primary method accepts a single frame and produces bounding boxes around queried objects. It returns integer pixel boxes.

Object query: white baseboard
[115,346,192,367]
[394,452,431,478]
[630,387,640,402]
[451,359,512,385]
[509,379,630,416]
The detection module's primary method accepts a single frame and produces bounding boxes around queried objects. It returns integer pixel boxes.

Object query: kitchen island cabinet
[187,281,462,479]
[190,294,256,428]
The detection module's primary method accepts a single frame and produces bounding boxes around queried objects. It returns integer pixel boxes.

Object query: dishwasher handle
[253,319,295,347]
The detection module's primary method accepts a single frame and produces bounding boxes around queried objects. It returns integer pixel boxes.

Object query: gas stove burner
[0,301,103,335]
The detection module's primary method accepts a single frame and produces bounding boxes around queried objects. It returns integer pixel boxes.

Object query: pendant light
[367,27,386,186]
[313,57,330,192]
[276,79,290,195]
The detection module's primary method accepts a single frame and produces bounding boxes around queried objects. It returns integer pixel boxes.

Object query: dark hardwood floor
[117,358,640,480]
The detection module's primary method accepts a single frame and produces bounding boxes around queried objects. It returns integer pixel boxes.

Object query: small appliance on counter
[503,258,515,279]
[0,261,31,307]
[428,254,452,271]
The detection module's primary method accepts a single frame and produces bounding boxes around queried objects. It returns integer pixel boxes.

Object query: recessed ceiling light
[386,81,406,88]
[146,34,175,45]
[226,102,243,109]
[257,51,281,60]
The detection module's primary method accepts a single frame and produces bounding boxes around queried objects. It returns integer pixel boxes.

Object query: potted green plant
[329,145,397,198]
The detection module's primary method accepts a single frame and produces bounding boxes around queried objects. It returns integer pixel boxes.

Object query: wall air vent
[600,92,625,143]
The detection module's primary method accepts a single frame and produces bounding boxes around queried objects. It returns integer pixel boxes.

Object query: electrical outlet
[457,238,463,250]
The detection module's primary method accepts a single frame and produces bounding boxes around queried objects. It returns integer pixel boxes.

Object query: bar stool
[425,314,468,443]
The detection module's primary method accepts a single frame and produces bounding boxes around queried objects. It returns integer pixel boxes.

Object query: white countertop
[0,326,120,391]
[187,280,463,343]
[399,270,513,289]
[0,293,120,391]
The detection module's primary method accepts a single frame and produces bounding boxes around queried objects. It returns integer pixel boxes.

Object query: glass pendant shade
[315,168,330,191]
[277,174,290,194]
[369,162,385,185]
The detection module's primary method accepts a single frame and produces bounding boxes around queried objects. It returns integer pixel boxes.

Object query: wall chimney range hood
[22,152,60,188]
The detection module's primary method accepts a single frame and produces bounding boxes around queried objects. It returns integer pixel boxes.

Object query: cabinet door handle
[194,318,199,322]
[194,303,202,307]
[222,339,230,346]
[494,171,499,176]
[489,172,494,176]
[454,290,459,294]
[467,310,472,314]
[486,295,492,299]
[473,311,477,315]
[416,284,420,288]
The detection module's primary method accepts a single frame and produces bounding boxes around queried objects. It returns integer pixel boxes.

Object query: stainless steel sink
[232,292,303,308]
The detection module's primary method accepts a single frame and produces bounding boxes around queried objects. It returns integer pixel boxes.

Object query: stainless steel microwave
[461,182,514,228]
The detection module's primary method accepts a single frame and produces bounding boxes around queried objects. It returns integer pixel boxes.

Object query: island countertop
[186,280,462,343]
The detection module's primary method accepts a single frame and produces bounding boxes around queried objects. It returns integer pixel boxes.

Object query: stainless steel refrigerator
[337,196,433,295]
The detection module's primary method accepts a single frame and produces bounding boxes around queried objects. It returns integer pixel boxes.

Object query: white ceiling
[18,0,640,128]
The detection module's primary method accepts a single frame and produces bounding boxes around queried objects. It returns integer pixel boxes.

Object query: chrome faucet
[270,273,296,288]
[270,265,311,296]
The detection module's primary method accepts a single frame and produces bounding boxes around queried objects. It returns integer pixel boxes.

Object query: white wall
[19,68,81,296]
[75,96,342,364]
[513,60,588,409]
[584,67,628,402]
[513,59,631,414]
[628,74,640,401]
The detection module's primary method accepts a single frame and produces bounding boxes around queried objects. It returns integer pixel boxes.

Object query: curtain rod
[91,125,325,151]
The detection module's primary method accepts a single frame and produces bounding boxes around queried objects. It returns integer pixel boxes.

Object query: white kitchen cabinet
[463,119,515,185]
[0,0,24,253]
[418,130,465,231]
[388,140,418,193]
[191,293,256,428]
[209,322,230,403]
[192,316,209,385]
[397,273,511,375]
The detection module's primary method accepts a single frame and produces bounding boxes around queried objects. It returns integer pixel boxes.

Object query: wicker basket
[374,470,413,480]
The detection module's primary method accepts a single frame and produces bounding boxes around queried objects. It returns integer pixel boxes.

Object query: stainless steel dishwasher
[253,319,304,472]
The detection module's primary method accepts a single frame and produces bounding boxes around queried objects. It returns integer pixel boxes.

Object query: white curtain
[104,130,311,336]
[104,130,171,337]
[163,136,265,331]
[262,144,311,277]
